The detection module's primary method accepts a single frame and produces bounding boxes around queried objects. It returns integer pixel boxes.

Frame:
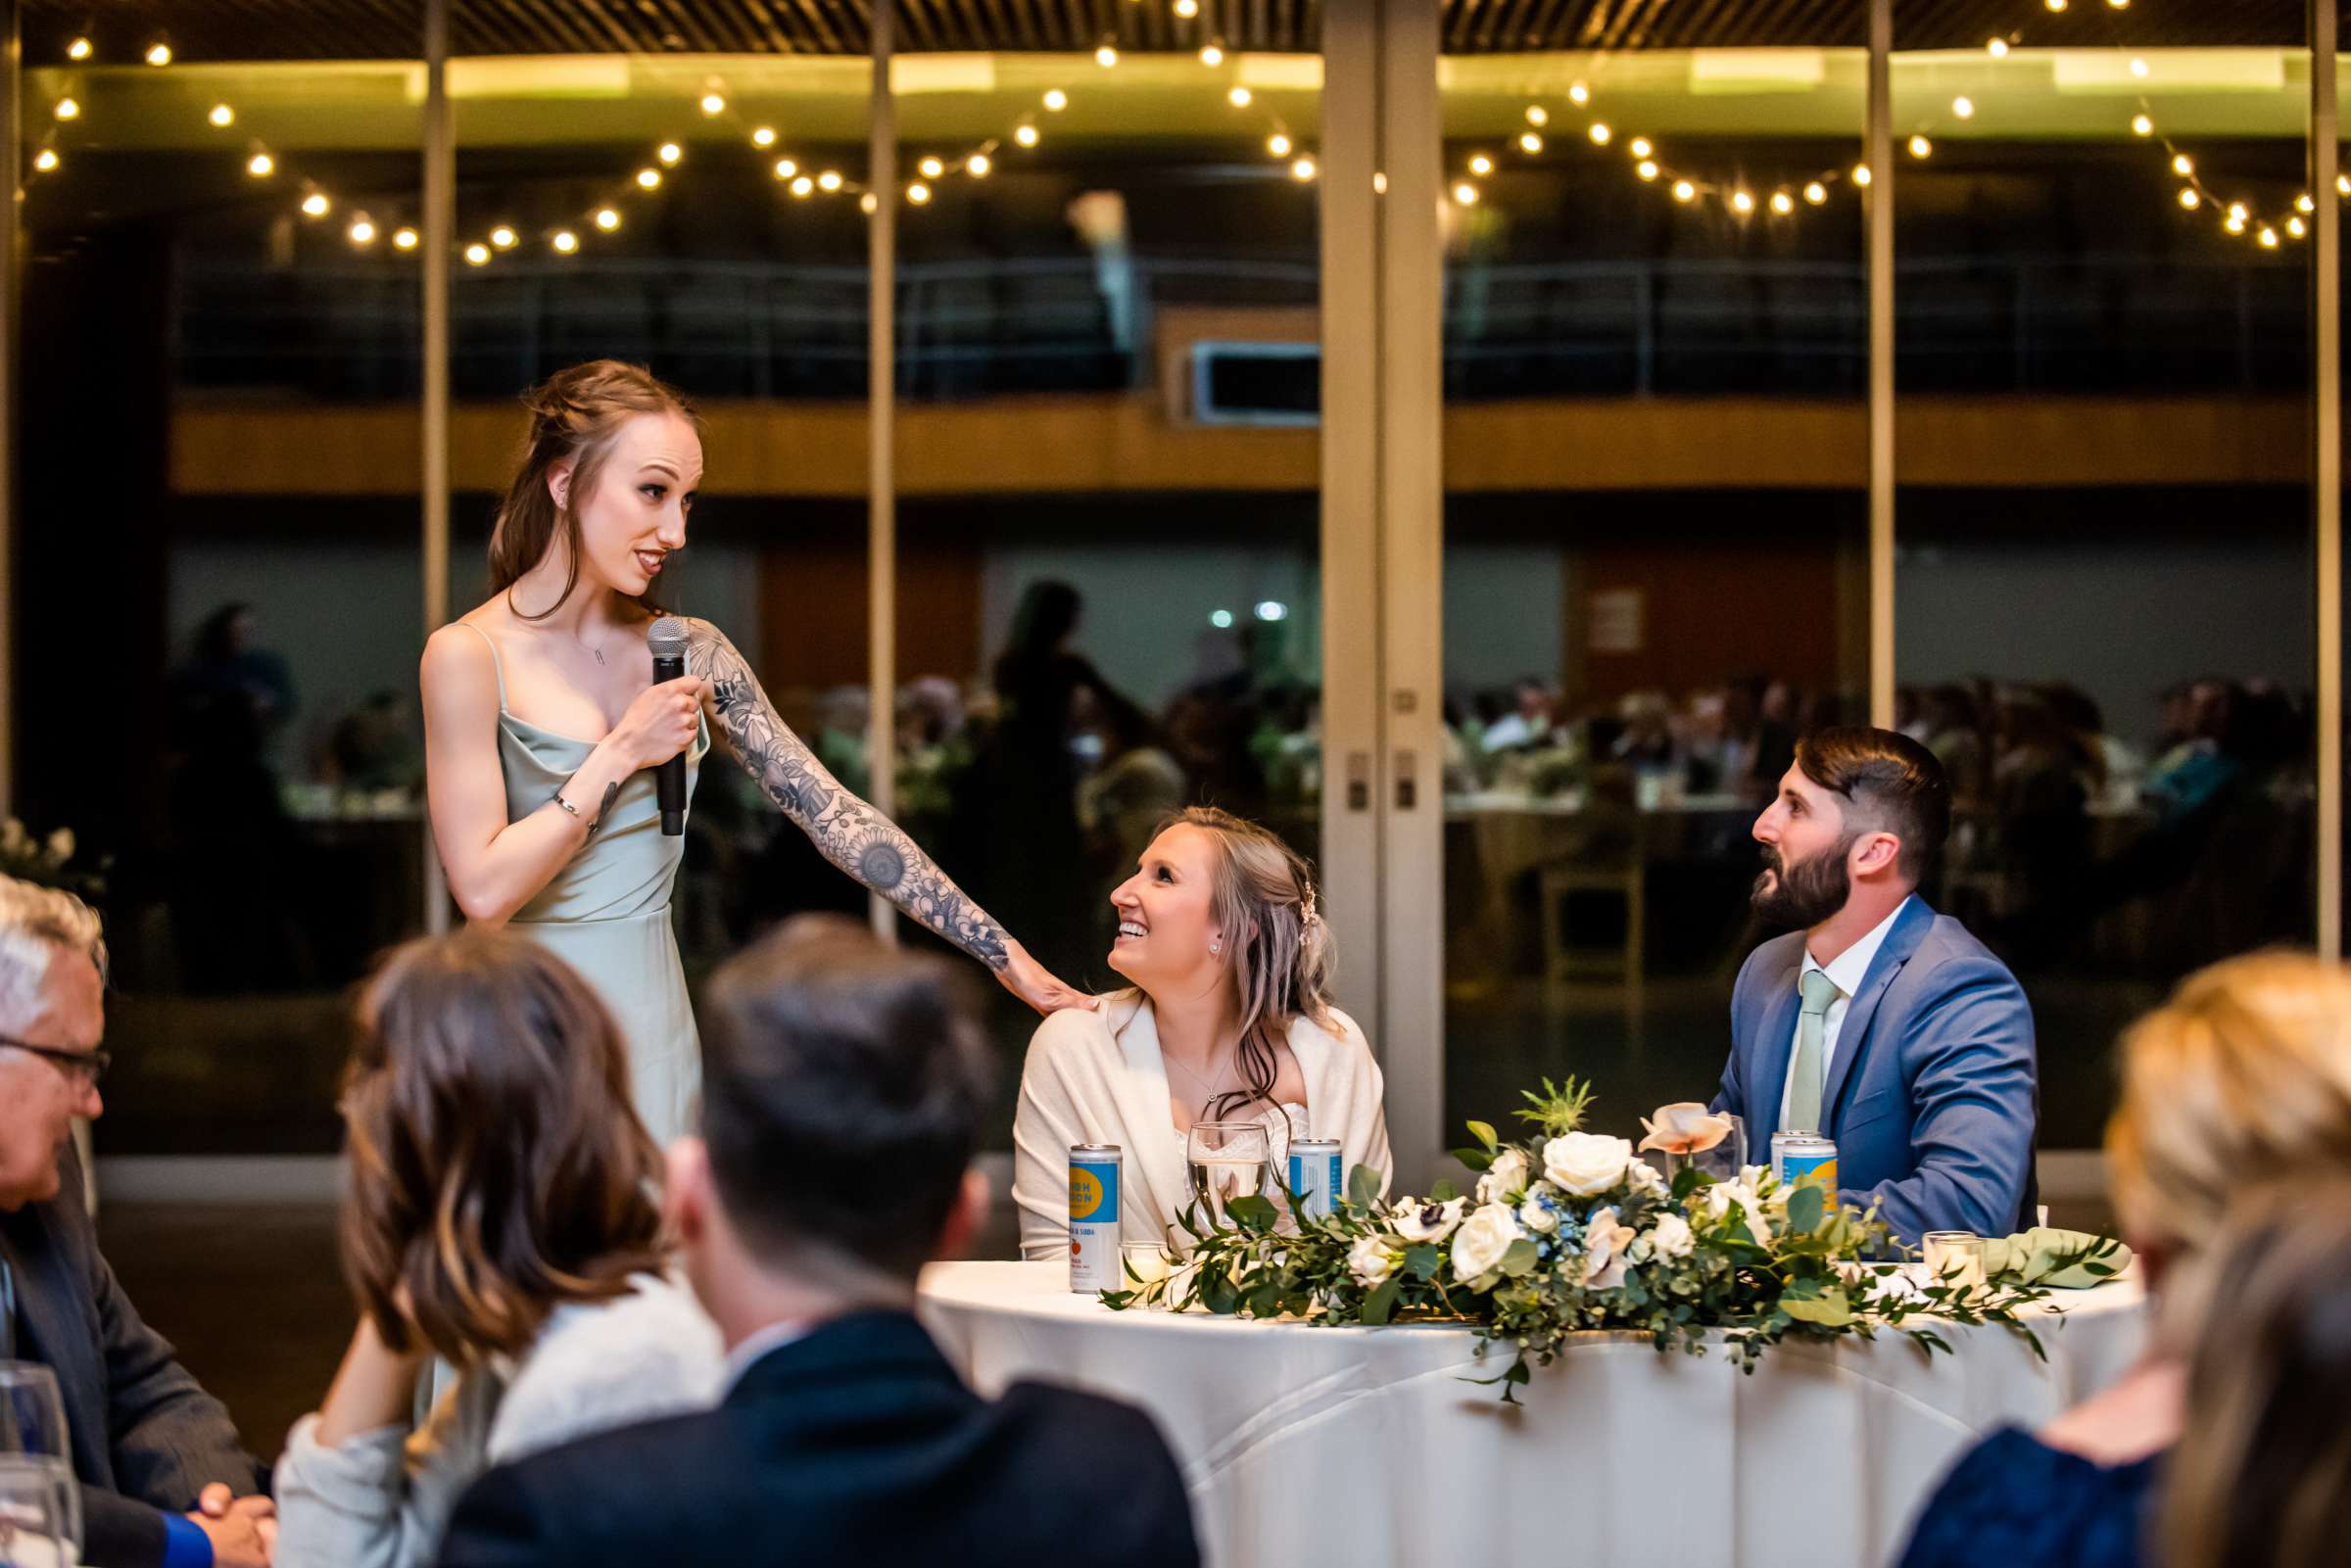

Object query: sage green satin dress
[459,624,710,1144]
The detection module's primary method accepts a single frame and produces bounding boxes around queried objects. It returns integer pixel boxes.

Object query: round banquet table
[918,1259,2148,1568]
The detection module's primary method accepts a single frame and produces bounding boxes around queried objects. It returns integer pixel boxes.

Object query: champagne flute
[1187,1121,1271,1231]
[0,1455,69,1568]
[0,1364,76,1563]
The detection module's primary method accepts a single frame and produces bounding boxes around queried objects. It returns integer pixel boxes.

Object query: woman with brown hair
[1012,806,1391,1258]
[1896,951,2351,1568]
[421,359,1091,1143]
[272,928,723,1568]
[2159,1180,2351,1568]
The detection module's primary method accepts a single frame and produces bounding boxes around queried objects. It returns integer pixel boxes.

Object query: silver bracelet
[553,792,584,822]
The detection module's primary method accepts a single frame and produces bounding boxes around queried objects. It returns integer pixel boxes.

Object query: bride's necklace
[1164,1045,1238,1113]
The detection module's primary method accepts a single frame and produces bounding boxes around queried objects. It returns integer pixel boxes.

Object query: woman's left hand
[996,937,1100,1018]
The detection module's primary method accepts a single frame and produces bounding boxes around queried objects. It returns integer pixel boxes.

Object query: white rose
[1648,1212,1695,1260]
[1580,1206,1637,1292]
[1543,1132,1634,1197]
[1390,1196,1466,1244]
[1348,1236,1398,1288]
[1451,1203,1522,1283]
[1625,1159,1668,1198]
[1476,1148,1530,1206]
[1518,1195,1559,1233]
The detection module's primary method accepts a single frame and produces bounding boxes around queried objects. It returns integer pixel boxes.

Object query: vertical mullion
[868,0,898,941]
[2315,0,2341,960]
[1320,0,1382,1106]
[1376,0,1446,1190]
[1867,0,1895,729]
[422,0,453,936]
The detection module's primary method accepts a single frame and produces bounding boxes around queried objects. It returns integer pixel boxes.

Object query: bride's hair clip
[1300,883,1321,929]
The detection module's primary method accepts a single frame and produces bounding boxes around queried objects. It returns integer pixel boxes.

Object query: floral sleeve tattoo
[688,621,1010,971]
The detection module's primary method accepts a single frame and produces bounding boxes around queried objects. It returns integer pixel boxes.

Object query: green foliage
[1511,1075,1596,1139]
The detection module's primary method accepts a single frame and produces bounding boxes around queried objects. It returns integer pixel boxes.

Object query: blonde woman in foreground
[1014,807,1392,1259]
[1896,951,2351,1568]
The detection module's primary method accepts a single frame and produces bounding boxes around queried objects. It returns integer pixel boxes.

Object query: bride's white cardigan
[1012,989,1395,1260]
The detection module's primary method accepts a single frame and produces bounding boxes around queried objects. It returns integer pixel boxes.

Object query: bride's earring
[1209,938,1223,955]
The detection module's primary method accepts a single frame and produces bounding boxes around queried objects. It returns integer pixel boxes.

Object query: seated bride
[1014,806,1393,1259]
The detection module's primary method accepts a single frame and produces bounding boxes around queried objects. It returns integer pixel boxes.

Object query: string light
[1568,82,1590,106]
[552,230,579,254]
[490,224,517,249]
[1771,190,1796,214]
[31,149,58,172]
[246,152,274,177]
[772,158,798,179]
[2288,214,2308,237]
[1176,0,1199,15]
[300,192,330,217]
[907,181,932,204]
[1269,133,1292,158]
[1636,160,1659,181]
[1589,122,1612,146]
[1199,44,1223,66]
[2172,154,2193,176]
[1095,44,1119,68]
[698,92,725,117]
[818,169,843,191]
[1804,181,1828,205]
[2299,193,2317,214]
[1731,189,1755,214]
[1526,107,1549,127]
[1672,179,1697,202]
[656,142,683,166]
[1468,154,1495,176]
[635,167,661,189]
[967,153,992,176]
[1519,131,1543,154]
[1044,89,1069,112]
[2338,173,2350,197]
[2044,0,2066,11]
[751,126,777,148]
[2130,57,2148,77]
[1226,85,1252,108]
[1951,96,1974,119]
[1852,163,1872,187]
[1909,134,1933,159]
[144,42,171,66]
[393,226,418,250]
[2179,189,2200,209]
[52,99,78,122]
[790,175,814,197]
[208,104,234,127]
[464,243,491,265]
[595,207,622,229]
[1987,37,2009,56]
[1629,137,1654,159]
[348,216,376,245]
[2131,114,2153,137]
[860,192,879,214]
[2259,226,2279,248]
[66,37,91,60]
[919,156,945,178]
[1291,156,1317,182]
[1015,122,1040,147]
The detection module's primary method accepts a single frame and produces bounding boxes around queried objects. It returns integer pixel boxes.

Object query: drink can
[1068,1144,1122,1294]
[1287,1139,1343,1220]
[1771,1131,1839,1200]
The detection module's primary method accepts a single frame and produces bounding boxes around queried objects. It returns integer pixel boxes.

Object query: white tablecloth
[919,1260,2148,1568]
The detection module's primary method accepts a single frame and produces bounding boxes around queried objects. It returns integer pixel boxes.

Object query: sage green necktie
[1789,967,1843,1134]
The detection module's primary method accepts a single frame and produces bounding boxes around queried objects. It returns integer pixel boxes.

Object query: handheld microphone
[648,616,691,836]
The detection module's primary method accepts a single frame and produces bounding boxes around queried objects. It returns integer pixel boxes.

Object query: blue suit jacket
[1713,897,2039,1245]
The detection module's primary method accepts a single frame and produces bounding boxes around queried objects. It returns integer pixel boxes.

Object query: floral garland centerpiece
[1109,1078,2119,1402]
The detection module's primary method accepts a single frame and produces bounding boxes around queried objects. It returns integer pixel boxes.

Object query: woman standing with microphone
[421,361,1094,1140]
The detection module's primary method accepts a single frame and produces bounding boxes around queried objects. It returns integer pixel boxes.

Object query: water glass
[1690,1114,1747,1183]
[1921,1230,1990,1294]
[0,1366,74,1560]
[1186,1121,1272,1232]
[0,1455,70,1568]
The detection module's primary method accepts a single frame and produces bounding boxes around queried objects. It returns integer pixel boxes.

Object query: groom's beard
[1750,835,1856,930]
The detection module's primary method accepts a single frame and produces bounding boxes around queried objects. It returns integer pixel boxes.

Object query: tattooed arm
[687,619,1096,1013]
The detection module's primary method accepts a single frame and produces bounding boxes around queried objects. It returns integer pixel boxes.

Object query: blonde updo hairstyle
[488,359,699,619]
[1158,806,1336,1120]
[2105,951,2351,1279]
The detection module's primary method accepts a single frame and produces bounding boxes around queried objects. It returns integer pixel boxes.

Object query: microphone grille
[648,616,691,660]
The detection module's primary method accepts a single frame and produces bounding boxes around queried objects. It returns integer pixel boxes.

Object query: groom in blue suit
[1712,727,2038,1245]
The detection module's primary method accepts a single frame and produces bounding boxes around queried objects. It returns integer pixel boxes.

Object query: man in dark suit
[1712,728,2039,1245]
[437,917,1198,1568]
[0,879,273,1568]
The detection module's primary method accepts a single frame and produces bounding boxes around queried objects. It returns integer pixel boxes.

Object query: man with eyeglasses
[0,877,275,1567]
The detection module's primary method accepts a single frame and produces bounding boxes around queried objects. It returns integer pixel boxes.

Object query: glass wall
[19,26,428,1153]
[1892,14,2316,1149]
[1437,47,1870,1135]
[884,40,1326,1117]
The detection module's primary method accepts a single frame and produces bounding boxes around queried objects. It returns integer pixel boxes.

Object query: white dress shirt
[1778,895,1913,1131]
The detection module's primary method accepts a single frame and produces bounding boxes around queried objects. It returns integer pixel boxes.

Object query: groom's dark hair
[1795,726,1951,884]
[697,915,995,1279]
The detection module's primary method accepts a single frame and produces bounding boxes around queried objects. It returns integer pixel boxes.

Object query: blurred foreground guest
[437,917,1198,1568]
[1015,808,1391,1259]
[2159,1182,2351,1568]
[0,877,275,1568]
[1713,728,2038,1244]
[1896,952,2351,1568]
[275,929,721,1568]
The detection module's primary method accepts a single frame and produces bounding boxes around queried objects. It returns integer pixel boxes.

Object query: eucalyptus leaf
[1405,1244,1440,1281]
[1786,1182,1826,1234]
[1348,1164,1381,1211]
[1499,1238,1540,1277]
[1225,1194,1278,1232]
[1362,1278,1401,1325]
[1780,1287,1852,1326]
[1430,1178,1459,1203]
